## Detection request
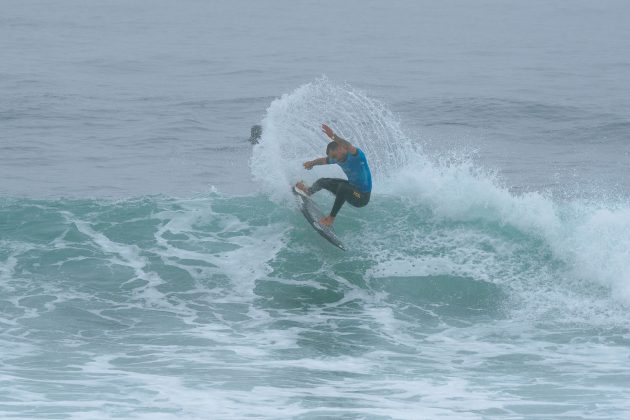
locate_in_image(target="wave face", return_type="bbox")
[253,78,630,306]
[2,80,630,419]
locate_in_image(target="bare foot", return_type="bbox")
[295,181,310,196]
[319,215,335,227]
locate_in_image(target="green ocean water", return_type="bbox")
[2,187,630,419]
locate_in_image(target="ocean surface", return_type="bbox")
[2,1,630,419]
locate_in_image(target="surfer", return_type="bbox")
[295,124,372,227]
[249,124,262,144]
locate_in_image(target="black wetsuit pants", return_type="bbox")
[308,178,370,217]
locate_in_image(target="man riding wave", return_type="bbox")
[295,124,372,227]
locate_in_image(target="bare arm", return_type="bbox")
[321,124,357,154]
[303,157,328,170]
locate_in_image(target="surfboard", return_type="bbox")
[292,185,346,251]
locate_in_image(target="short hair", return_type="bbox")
[326,142,339,155]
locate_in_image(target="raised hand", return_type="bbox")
[321,124,334,140]
[303,160,315,170]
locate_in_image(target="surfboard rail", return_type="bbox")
[292,186,346,251]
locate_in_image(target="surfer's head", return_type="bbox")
[326,142,347,161]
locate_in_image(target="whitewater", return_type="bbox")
[1,79,629,419]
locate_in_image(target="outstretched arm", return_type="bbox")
[321,124,357,154]
[303,157,328,170]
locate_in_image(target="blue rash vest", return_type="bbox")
[328,148,372,193]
